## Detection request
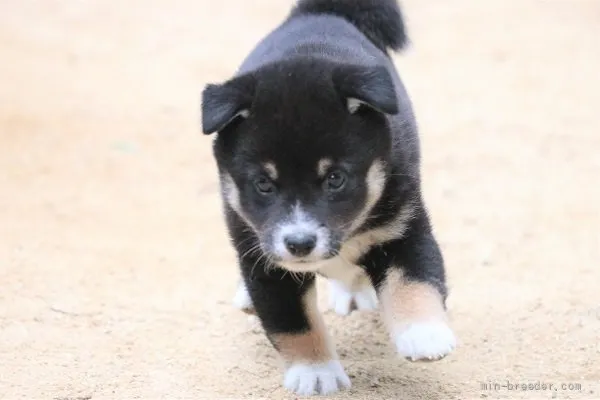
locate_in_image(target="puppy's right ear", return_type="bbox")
[201,74,256,135]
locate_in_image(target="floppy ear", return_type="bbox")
[201,73,256,134]
[332,64,398,115]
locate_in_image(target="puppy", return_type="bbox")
[201,0,456,396]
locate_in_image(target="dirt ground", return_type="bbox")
[1,1,599,399]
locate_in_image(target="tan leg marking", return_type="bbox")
[379,269,446,328]
[379,269,456,361]
[271,284,336,364]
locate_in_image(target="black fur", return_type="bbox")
[332,64,399,114]
[201,0,450,395]
[201,74,255,134]
[290,0,408,53]
[360,211,448,300]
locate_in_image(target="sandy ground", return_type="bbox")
[1,1,599,399]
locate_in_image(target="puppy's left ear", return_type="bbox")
[201,73,256,134]
[332,64,399,115]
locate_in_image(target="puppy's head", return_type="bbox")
[202,59,398,272]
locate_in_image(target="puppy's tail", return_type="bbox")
[291,0,408,53]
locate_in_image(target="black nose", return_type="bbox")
[284,234,317,257]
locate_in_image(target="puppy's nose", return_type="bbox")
[284,233,317,257]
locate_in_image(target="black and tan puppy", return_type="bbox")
[201,0,456,395]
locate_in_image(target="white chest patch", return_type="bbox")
[317,258,364,288]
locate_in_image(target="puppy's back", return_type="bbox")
[238,0,407,73]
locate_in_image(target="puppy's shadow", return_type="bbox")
[346,363,453,400]
[327,310,457,399]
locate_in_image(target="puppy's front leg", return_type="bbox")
[243,269,350,396]
[364,216,457,361]
[379,267,456,361]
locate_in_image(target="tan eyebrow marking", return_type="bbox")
[263,162,278,180]
[317,158,333,177]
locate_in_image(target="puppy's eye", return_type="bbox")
[254,176,276,195]
[324,171,347,191]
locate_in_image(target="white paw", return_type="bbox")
[328,279,378,316]
[232,280,254,313]
[284,360,351,396]
[394,321,456,361]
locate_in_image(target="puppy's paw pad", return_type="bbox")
[284,360,351,396]
[328,280,378,316]
[394,321,456,361]
[232,281,254,314]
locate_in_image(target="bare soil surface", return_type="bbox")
[1,1,599,399]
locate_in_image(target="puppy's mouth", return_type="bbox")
[286,259,311,264]
[270,250,339,272]
[279,252,336,264]
[271,252,334,262]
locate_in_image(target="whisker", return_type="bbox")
[237,235,258,248]
[250,250,271,279]
[239,243,262,260]
[279,269,289,280]
[290,271,303,284]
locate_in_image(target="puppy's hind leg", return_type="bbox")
[327,269,378,316]
[232,278,255,314]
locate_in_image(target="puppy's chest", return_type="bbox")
[314,233,378,288]
[316,258,364,289]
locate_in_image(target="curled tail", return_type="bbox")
[291,0,408,53]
